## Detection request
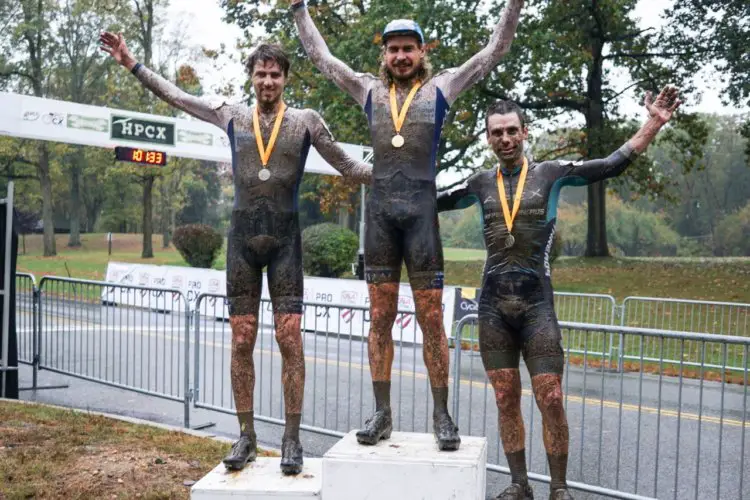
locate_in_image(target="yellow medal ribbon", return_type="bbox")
[496,156,529,236]
[389,82,421,146]
[253,102,287,167]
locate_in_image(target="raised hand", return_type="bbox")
[99,31,136,70]
[644,84,682,124]
[290,0,304,6]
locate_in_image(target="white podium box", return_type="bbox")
[322,431,487,500]
[191,458,322,499]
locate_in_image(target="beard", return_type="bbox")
[257,91,281,112]
[388,62,421,83]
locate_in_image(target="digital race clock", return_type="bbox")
[114,146,167,166]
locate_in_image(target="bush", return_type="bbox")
[172,224,224,268]
[557,195,679,257]
[715,203,750,256]
[302,223,359,278]
[447,205,485,249]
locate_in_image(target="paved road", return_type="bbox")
[12,297,750,500]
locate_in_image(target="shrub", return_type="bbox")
[715,203,750,256]
[302,223,359,278]
[172,224,224,268]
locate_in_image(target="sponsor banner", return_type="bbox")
[453,287,480,324]
[103,262,457,344]
[0,91,369,177]
[67,113,109,132]
[177,129,213,146]
[102,262,227,313]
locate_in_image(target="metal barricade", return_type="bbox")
[453,314,749,500]
[554,292,618,363]
[36,276,193,426]
[621,297,750,371]
[192,293,437,438]
[15,273,37,365]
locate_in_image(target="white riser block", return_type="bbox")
[322,431,487,500]
[191,458,322,499]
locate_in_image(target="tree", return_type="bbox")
[1,0,59,256]
[223,0,712,256]
[668,0,750,161]
[481,0,711,256]
[54,0,129,246]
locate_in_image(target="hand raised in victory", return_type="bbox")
[99,31,137,70]
[644,84,682,125]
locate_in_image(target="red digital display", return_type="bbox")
[114,146,167,166]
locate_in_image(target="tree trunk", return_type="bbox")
[584,32,609,257]
[142,174,154,258]
[160,178,171,248]
[38,143,56,256]
[67,148,84,247]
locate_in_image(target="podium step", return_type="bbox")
[322,430,487,500]
[191,458,322,499]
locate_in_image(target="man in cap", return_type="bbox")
[291,0,524,451]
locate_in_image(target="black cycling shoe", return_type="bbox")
[496,482,534,500]
[433,411,461,451]
[222,434,257,470]
[280,437,304,475]
[549,488,574,500]
[356,409,393,445]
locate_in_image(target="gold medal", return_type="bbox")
[389,82,421,148]
[253,102,287,179]
[497,157,529,249]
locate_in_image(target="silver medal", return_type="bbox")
[505,234,515,248]
[258,168,271,181]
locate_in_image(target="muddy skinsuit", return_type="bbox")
[293,0,523,451]
[130,63,371,473]
[437,144,637,499]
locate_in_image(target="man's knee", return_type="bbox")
[274,314,302,355]
[532,374,565,417]
[368,283,399,330]
[230,315,258,353]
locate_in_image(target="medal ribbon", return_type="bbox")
[253,102,287,167]
[497,156,529,235]
[389,82,421,135]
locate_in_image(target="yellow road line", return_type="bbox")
[27,319,750,428]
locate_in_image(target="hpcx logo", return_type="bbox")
[111,115,175,146]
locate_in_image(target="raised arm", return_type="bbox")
[99,32,230,130]
[290,2,373,107]
[436,0,524,103]
[437,177,478,212]
[560,85,682,184]
[308,111,372,184]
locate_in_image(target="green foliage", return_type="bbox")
[615,114,750,255]
[443,204,484,249]
[172,224,224,269]
[301,223,358,278]
[557,195,680,257]
[715,203,750,257]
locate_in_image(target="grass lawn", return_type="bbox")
[0,400,273,499]
[17,233,750,303]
